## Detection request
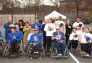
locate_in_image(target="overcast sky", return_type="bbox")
[17,0,54,5]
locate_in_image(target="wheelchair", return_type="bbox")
[9,40,20,57]
[50,41,69,59]
[26,43,41,59]
[0,39,4,56]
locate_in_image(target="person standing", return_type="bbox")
[4,19,13,40]
[65,21,73,45]
[23,22,31,48]
[32,19,42,32]
[73,17,84,30]
[44,18,56,56]
[18,19,25,34]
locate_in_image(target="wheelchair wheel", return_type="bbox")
[26,45,32,57]
[9,43,20,57]
[0,40,4,56]
[31,51,40,59]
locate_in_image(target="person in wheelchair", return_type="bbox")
[52,26,66,56]
[28,28,43,58]
[7,24,22,55]
[78,27,92,57]
[69,28,79,51]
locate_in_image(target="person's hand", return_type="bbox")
[55,35,59,38]
[33,43,37,46]
[60,40,64,44]
[20,26,23,28]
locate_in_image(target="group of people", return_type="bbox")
[68,17,92,57]
[0,16,92,57]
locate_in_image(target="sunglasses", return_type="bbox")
[56,29,59,30]
[34,30,38,31]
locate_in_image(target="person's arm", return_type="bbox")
[51,32,56,40]
[0,31,2,37]
[17,32,23,42]
[60,33,65,43]
[23,26,30,32]
[7,33,10,42]
[27,33,33,42]
[37,34,43,45]
[51,36,57,40]
[63,22,66,33]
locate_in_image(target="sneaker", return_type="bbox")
[34,52,39,54]
[57,54,62,56]
[86,54,89,57]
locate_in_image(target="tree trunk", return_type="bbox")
[75,0,79,18]
[35,6,37,19]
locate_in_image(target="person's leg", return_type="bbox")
[80,43,89,56]
[46,36,52,51]
[72,40,78,50]
[66,34,69,45]
[43,31,46,50]
[68,40,72,50]
[85,43,91,55]
[59,43,66,54]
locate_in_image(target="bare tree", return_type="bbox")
[50,0,64,11]
[63,0,92,17]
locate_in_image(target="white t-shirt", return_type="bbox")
[44,23,56,36]
[73,21,84,28]
[69,32,78,40]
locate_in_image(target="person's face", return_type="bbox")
[56,28,60,32]
[8,20,12,23]
[84,28,89,33]
[77,18,81,22]
[35,19,39,23]
[45,19,51,23]
[25,23,29,26]
[34,29,39,33]
[19,22,22,25]
[11,28,16,33]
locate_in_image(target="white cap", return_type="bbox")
[9,24,15,27]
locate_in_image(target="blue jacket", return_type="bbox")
[4,22,12,33]
[53,32,65,42]
[7,32,22,43]
[29,33,43,45]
